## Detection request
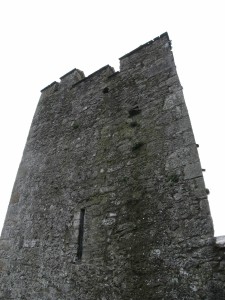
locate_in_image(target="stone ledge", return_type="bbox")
[215,236,225,248]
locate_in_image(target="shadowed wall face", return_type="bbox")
[0,33,224,300]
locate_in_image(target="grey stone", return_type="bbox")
[215,236,225,248]
[0,32,224,300]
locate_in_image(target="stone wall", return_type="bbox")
[0,32,224,299]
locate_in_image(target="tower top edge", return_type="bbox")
[119,32,170,60]
[40,81,59,93]
[40,32,170,93]
[60,68,84,80]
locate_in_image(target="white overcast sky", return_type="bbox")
[0,0,224,236]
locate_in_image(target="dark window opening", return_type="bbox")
[128,105,141,117]
[130,121,139,128]
[77,208,85,260]
[131,141,144,151]
[103,87,109,94]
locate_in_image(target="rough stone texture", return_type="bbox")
[0,32,225,299]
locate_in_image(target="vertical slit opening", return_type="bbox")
[77,208,85,260]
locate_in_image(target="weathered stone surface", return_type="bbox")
[0,32,224,299]
[215,236,225,248]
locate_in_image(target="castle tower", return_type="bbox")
[0,33,224,299]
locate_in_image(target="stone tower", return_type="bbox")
[0,33,224,299]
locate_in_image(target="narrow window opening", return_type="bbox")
[103,87,109,94]
[128,105,141,117]
[77,208,85,260]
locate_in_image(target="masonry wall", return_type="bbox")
[0,33,224,299]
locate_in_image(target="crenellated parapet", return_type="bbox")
[40,32,171,95]
[40,68,85,94]
[40,65,115,96]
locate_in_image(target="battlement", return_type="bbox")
[119,32,170,60]
[40,32,172,93]
[40,81,59,93]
